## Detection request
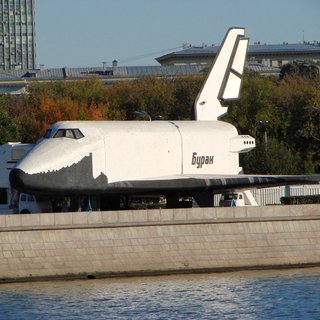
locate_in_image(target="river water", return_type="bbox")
[0,268,320,320]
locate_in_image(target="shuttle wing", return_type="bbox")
[106,174,320,195]
[10,164,320,196]
[194,28,248,121]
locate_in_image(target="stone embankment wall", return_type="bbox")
[0,205,320,282]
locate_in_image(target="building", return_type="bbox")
[156,42,320,68]
[0,63,281,94]
[0,0,36,70]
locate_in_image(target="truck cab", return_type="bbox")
[0,143,52,214]
[219,190,258,207]
[219,192,245,207]
[18,193,53,214]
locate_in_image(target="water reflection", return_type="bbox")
[0,268,320,319]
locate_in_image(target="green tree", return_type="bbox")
[280,61,319,80]
[240,138,302,174]
[0,108,20,144]
[105,76,176,120]
[225,69,320,174]
[276,75,320,172]
[223,70,278,137]
[172,75,203,120]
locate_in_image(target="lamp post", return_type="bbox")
[256,120,268,144]
[133,111,152,121]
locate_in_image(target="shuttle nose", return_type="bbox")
[10,168,53,194]
[10,169,30,193]
[9,151,109,195]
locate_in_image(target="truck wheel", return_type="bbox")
[20,210,31,214]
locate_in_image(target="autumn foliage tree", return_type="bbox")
[2,78,108,142]
[0,76,204,143]
[104,75,203,120]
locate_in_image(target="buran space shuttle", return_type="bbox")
[10,28,320,208]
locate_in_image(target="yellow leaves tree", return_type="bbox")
[38,96,106,137]
[4,78,109,142]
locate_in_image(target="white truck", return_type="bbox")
[219,190,258,207]
[0,143,52,214]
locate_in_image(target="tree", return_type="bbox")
[28,77,107,106]
[225,69,320,174]
[1,79,109,142]
[172,75,203,120]
[223,70,278,137]
[0,94,41,143]
[0,70,319,173]
[36,96,102,135]
[276,75,320,172]
[280,61,319,80]
[104,76,177,120]
[0,108,20,144]
[240,138,302,174]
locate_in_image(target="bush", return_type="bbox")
[280,195,320,205]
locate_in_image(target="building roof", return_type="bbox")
[0,65,207,82]
[0,63,280,94]
[246,62,279,74]
[0,63,279,85]
[156,42,320,63]
[249,42,320,54]
[0,71,23,81]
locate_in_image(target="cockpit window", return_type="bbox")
[54,130,65,138]
[53,128,84,140]
[65,129,74,139]
[43,129,52,139]
[73,129,85,139]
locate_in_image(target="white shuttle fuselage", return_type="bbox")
[12,120,254,194]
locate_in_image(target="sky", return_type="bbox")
[36,0,320,68]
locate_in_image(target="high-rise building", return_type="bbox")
[0,0,36,70]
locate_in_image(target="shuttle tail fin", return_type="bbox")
[194,28,248,121]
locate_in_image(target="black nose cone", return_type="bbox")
[10,168,49,194]
[10,153,109,195]
[10,168,51,194]
[9,168,27,191]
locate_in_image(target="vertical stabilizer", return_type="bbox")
[194,28,248,120]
